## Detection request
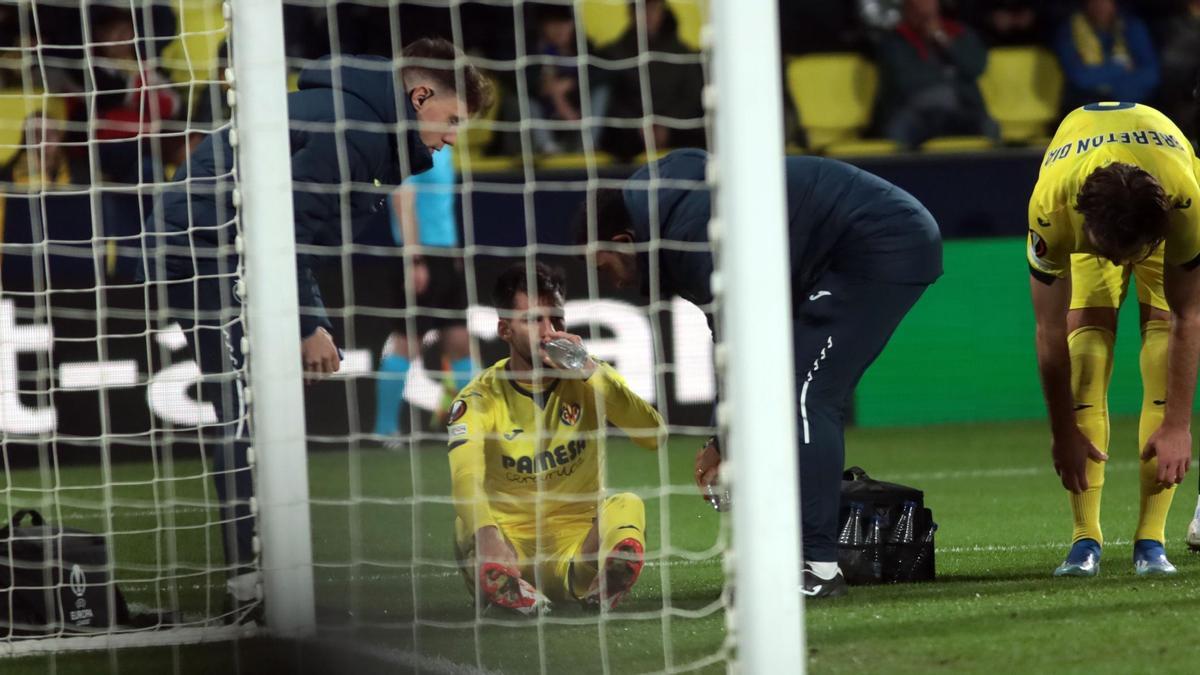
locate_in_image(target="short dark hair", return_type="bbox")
[401,37,494,114]
[1076,163,1171,263]
[492,262,567,311]
[573,187,636,248]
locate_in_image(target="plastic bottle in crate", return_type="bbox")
[901,522,938,581]
[887,500,917,545]
[838,502,865,546]
[864,514,884,581]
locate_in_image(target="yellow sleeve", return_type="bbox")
[1163,158,1200,267]
[1026,195,1072,278]
[585,361,664,450]
[447,391,497,533]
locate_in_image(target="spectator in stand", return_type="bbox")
[598,0,706,161]
[959,0,1047,45]
[1054,0,1159,110]
[86,6,181,183]
[876,0,998,149]
[1158,0,1200,143]
[525,4,600,154]
[0,113,76,188]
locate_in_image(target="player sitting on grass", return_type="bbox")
[1027,102,1200,577]
[448,262,664,613]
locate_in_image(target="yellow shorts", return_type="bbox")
[1069,248,1169,312]
[454,513,595,601]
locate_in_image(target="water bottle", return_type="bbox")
[704,482,732,512]
[887,501,917,545]
[838,502,865,546]
[864,514,884,581]
[902,522,938,581]
[543,338,589,371]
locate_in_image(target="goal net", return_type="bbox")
[0,0,801,671]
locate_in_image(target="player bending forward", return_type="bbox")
[448,263,664,613]
[1028,102,1200,576]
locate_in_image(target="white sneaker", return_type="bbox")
[1186,517,1200,552]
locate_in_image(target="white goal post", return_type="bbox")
[710,0,805,672]
[228,0,316,638]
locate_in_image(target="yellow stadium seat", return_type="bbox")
[0,90,67,167]
[580,0,707,50]
[978,46,1063,143]
[453,153,521,173]
[825,139,901,157]
[161,0,228,85]
[536,152,616,170]
[633,148,673,164]
[581,0,630,48]
[787,54,879,151]
[667,0,706,51]
[920,136,997,153]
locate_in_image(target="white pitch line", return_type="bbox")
[938,538,1131,555]
[885,459,1144,482]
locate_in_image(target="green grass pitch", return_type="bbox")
[6,415,1200,674]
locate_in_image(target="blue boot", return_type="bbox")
[1053,538,1101,577]
[1133,539,1177,576]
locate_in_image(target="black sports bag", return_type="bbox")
[837,467,937,585]
[0,509,131,635]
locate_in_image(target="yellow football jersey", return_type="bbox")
[447,358,663,534]
[1027,102,1200,277]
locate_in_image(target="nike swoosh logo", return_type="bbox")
[503,429,524,441]
[801,585,823,597]
[1175,198,1192,210]
[616,525,641,532]
[808,291,832,301]
[1154,399,1167,406]
[1073,404,1093,411]
[1037,217,1052,228]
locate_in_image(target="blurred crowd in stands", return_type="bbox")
[787,0,1199,149]
[0,0,1198,188]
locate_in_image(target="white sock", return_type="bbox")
[806,561,840,580]
[227,571,262,602]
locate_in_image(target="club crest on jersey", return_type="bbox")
[449,400,468,424]
[560,402,581,426]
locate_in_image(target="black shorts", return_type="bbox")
[390,249,469,333]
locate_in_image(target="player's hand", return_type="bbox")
[694,438,721,496]
[301,327,340,384]
[1141,424,1193,486]
[540,331,596,377]
[476,526,518,569]
[1051,426,1108,493]
[411,257,430,297]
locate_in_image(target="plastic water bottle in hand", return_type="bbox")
[543,338,589,371]
[704,482,731,512]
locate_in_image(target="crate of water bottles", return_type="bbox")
[837,466,937,585]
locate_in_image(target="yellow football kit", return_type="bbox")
[448,357,663,600]
[1027,102,1200,547]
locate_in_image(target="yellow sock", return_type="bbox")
[598,492,647,556]
[1135,319,1174,543]
[1068,326,1114,545]
[571,492,646,592]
